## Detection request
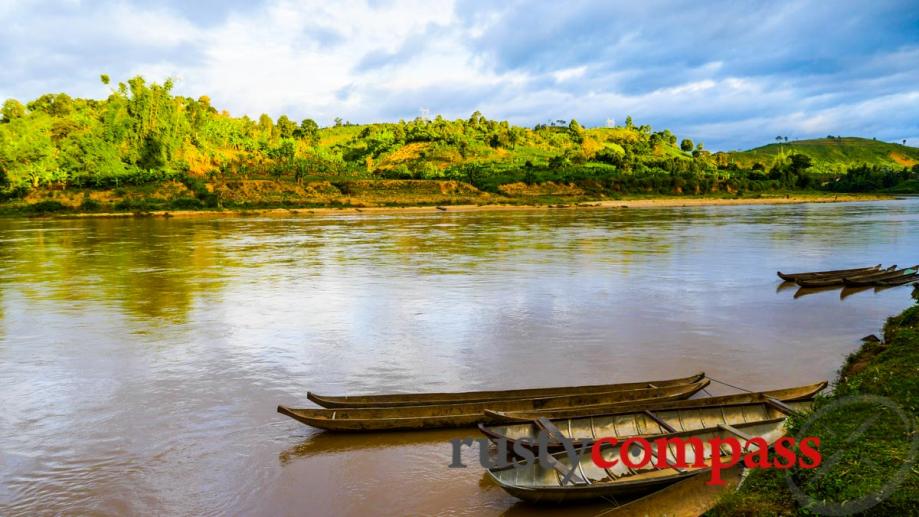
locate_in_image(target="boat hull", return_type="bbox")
[306,373,706,408]
[479,399,813,453]
[277,380,710,432]
[483,381,826,423]
[843,267,917,287]
[796,265,897,287]
[876,274,919,287]
[777,264,879,282]
[487,418,788,503]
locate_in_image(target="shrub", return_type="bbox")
[26,200,66,213]
[80,198,101,211]
[171,197,203,209]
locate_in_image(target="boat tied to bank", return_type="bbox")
[794,265,897,287]
[277,377,710,431]
[305,372,706,408]
[776,264,880,282]
[477,381,825,452]
[842,266,918,287]
[487,417,792,503]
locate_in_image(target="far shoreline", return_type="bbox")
[31,193,895,220]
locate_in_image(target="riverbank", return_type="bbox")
[3,191,892,219]
[710,291,919,515]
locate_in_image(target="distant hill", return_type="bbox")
[3,75,918,211]
[722,137,919,172]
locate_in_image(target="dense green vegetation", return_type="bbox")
[711,292,919,516]
[722,137,919,173]
[2,76,918,213]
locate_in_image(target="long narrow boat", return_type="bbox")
[777,264,880,282]
[796,265,896,287]
[305,372,706,408]
[478,392,816,452]
[487,417,788,503]
[483,381,826,423]
[277,380,710,432]
[875,273,919,287]
[843,266,918,287]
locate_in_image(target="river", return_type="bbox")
[1,199,917,515]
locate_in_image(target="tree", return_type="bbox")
[548,154,569,169]
[1,99,26,122]
[468,111,483,127]
[789,153,812,172]
[100,74,110,85]
[568,118,583,133]
[296,118,320,146]
[276,115,296,139]
[776,136,783,143]
[680,138,694,152]
[784,136,789,142]
[27,93,73,117]
[257,114,274,139]
[625,115,633,128]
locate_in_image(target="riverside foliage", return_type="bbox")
[2,76,918,209]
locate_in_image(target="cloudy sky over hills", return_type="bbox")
[1,0,917,149]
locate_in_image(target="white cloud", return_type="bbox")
[552,66,586,82]
[0,0,917,149]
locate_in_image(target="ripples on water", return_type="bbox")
[1,199,918,515]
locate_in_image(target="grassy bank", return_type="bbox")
[710,291,919,516]
[0,178,892,217]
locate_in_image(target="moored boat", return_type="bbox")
[482,381,826,423]
[796,265,896,287]
[869,272,919,287]
[777,264,880,282]
[277,380,710,432]
[487,417,790,503]
[478,388,819,451]
[306,372,706,408]
[843,266,918,287]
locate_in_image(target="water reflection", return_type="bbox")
[1,199,919,516]
[0,219,228,323]
[279,428,473,463]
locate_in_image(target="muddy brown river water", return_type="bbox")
[1,199,918,515]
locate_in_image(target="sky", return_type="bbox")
[1,0,917,150]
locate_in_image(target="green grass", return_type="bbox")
[721,137,919,171]
[710,301,919,516]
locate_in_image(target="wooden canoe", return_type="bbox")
[276,380,710,432]
[842,266,918,287]
[482,381,827,423]
[478,397,814,452]
[796,265,897,287]
[875,273,919,287]
[305,372,706,408]
[487,417,788,503]
[777,264,880,282]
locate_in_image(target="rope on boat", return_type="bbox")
[594,495,622,516]
[706,376,754,393]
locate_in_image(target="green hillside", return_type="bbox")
[2,76,918,213]
[722,137,919,173]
